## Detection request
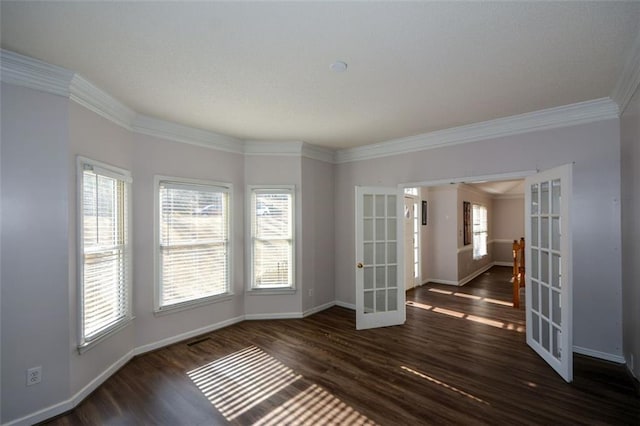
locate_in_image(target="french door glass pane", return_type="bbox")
[375,266,385,288]
[364,195,373,217]
[364,267,373,289]
[364,219,373,241]
[541,182,549,214]
[551,179,561,215]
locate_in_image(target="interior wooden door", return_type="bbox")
[355,187,405,330]
[525,164,573,382]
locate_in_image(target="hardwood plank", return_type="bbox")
[43,267,639,425]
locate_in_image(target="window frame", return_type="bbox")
[247,185,296,293]
[472,203,488,260]
[154,176,233,314]
[77,156,133,353]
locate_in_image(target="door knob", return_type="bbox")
[357,262,364,269]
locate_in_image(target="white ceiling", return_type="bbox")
[2,1,639,150]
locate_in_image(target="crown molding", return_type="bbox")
[69,74,136,130]
[0,48,623,164]
[301,143,336,164]
[612,28,640,114]
[132,115,244,154]
[244,140,305,156]
[0,49,73,97]
[244,140,335,163]
[334,97,620,164]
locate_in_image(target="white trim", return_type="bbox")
[0,49,624,164]
[335,98,619,164]
[0,49,73,97]
[247,185,296,292]
[493,193,525,200]
[132,115,244,154]
[403,170,537,189]
[491,239,515,245]
[458,262,494,287]
[3,350,135,426]
[426,278,459,286]
[302,301,336,317]
[133,315,245,355]
[335,301,356,310]
[4,314,245,426]
[76,156,133,352]
[612,29,640,114]
[245,312,304,320]
[154,175,234,313]
[244,141,335,163]
[573,346,625,364]
[457,245,474,254]
[244,140,305,156]
[69,74,136,130]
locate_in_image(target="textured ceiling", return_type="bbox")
[2,1,640,149]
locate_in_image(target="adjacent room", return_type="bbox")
[2,2,640,425]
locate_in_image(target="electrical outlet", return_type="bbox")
[308,289,313,297]
[26,366,42,386]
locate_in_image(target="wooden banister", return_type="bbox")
[512,237,525,308]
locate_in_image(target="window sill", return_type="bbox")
[78,316,135,355]
[154,294,233,317]
[247,288,296,296]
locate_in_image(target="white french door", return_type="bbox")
[525,164,573,382]
[355,187,405,330]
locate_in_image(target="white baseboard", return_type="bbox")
[573,345,625,363]
[4,349,135,426]
[458,262,495,286]
[303,301,336,317]
[426,278,459,286]
[426,262,510,287]
[335,300,356,310]
[245,312,304,320]
[133,315,245,356]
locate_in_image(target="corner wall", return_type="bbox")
[1,84,71,423]
[621,84,640,380]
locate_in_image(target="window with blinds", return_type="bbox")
[473,204,488,259]
[250,187,294,290]
[157,179,231,310]
[79,158,132,349]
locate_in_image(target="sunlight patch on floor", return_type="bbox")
[188,346,375,424]
[400,366,489,405]
[427,287,514,307]
[406,302,524,332]
[187,346,302,421]
[254,384,375,426]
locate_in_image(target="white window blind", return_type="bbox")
[80,160,131,347]
[158,180,230,309]
[251,188,294,289]
[473,204,488,259]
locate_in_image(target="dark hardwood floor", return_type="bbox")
[45,266,639,425]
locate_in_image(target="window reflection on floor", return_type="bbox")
[188,346,375,425]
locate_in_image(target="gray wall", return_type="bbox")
[621,84,640,380]
[1,84,72,422]
[0,83,336,424]
[301,157,335,312]
[334,118,623,359]
[492,197,525,264]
